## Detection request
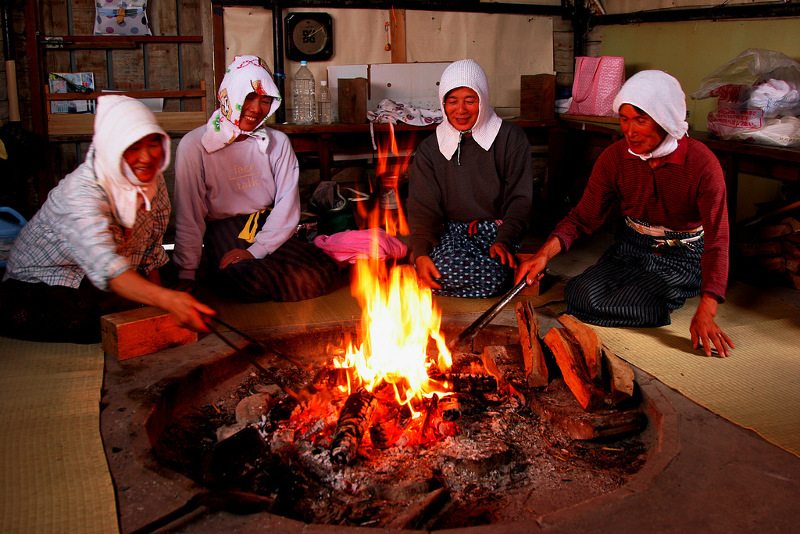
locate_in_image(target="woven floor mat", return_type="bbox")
[0,338,118,533]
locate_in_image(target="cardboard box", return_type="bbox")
[101,306,197,360]
[520,74,555,120]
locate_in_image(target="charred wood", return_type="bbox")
[330,388,377,465]
[446,373,498,393]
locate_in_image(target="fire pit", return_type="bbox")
[101,315,670,534]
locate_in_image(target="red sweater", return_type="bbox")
[551,136,729,301]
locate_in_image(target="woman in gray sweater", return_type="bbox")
[408,59,532,298]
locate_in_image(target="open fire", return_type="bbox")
[143,127,649,530]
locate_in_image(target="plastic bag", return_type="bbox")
[691,48,800,147]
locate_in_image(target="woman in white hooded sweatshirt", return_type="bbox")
[408,59,533,298]
[0,95,214,343]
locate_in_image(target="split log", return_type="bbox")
[543,328,610,412]
[557,314,602,381]
[437,395,461,422]
[514,301,549,387]
[601,347,635,404]
[330,388,376,465]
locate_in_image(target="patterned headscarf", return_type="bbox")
[612,70,689,160]
[93,95,170,228]
[201,55,282,154]
[435,59,503,161]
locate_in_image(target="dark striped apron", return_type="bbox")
[204,214,340,302]
[564,219,704,327]
[429,220,519,298]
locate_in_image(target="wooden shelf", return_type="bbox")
[45,84,208,138]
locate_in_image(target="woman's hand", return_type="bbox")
[690,294,734,357]
[108,270,215,333]
[514,236,562,286]
[219,248,254,269]
[162,291,216,333]
[414,255,442,290]
[490,243,516,268]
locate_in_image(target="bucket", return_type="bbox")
[0,207,26,268]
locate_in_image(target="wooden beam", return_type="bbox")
[389,8,406,64]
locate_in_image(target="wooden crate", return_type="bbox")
[338,78,368,124]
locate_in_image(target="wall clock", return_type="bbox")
[285,12,333,62]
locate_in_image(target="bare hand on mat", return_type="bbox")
[691,293,735,357]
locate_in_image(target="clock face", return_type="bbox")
[285,13,333,61]
[293,19,327,55]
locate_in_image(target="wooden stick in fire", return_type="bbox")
[209,316,311,372]
[330,388,377,465]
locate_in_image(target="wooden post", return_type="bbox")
[389,9,406,63]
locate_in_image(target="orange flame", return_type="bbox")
[373,123,414,236]
[334,248,452,416]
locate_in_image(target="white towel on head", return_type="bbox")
[613,70,689,160]
[201,55,282,154]
[93,95,170,228]
[435,59,503,160]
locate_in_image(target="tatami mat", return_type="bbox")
[587,282,800,458]
[0,338,118,533]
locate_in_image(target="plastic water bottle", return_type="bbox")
[292,61,316,125]
[317,81,332,124]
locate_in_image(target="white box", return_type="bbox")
[368,62,448,111]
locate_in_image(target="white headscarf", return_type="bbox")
[612,70,689,160]
[435,59,503,161]
[201,55,282,154]
[93,95,170,229]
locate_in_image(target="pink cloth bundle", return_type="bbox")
[314,229,408,263]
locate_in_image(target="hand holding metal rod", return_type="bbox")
[449,278,529,351]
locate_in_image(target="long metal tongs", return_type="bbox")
[449,279,528,350]
[208,316,310,372]
[204,317,307,402]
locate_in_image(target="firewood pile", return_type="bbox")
[735,208,800,289]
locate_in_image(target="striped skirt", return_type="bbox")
[564,222,703,327]
[429,220,518,298]
[204,214,340,302]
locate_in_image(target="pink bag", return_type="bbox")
[568,56,625,117]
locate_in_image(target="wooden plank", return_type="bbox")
[338,78,368,124]
[389,9,407,63]
[601,347,635,405]
[100,306,197,360]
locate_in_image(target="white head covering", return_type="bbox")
[201,55,282,154]
[612,70,689,160]
[93,95,170,229]
[435,59,503,161]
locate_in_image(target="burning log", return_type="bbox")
[480,345,526,404]
[445,373,498,394]
[330,388,377,465]
[437,395,461,422]
[514,301,549,387]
